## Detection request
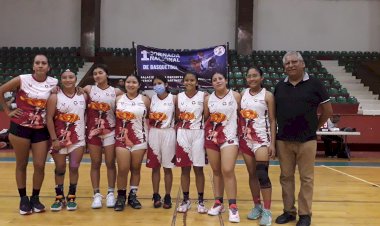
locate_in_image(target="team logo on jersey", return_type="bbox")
[192,101,196,105]
[176,158,181,163]
[74,101,78,105]
[45,85,49,88]
[222,102,227,105]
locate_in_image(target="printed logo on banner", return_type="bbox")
[136,45,228,90]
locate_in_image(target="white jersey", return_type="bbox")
[149,93,175,129]
[87,85,116,131]
[205,90,238,143]
[13,74,58,128]
[240,88,270,143]
[115,94,148,145]
[55,91,86,145]
[177,91,205,129]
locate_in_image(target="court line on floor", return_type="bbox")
[208,171,224,226]
[322,165,380,188]
[171,185,182,226]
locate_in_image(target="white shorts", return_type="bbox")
[99,130,116,146]
[131,142,147,152]
[147,128,176,168]
[176,129,205,167]
[55,140,86,155]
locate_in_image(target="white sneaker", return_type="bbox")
[177,200,191,213]
[106,192,116,208]
[260,208,272,226]
[197,202,208,214]
[91,193,103,209]
[207,200,225,216]
[228,206,240,223]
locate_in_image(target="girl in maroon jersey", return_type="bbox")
[83,64,124,209]
[0,54,58,215]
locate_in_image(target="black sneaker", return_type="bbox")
[296,215,311,226]
[275,212,296,224]
[30,195,45,213]
[152,193,162,208]
[114,195,126,211]
[163,194,172,209]
[128,193,142,209]
[19,196,32,215]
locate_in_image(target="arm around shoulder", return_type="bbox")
[83,85,92,94]
[115,87,124,96]
[232,90,241,106]
[203,95,210,120]
[142,95,151,111]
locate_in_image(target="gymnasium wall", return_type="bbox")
[253,0,380,51]
[100,0,235,49]
[1,0,380,51]
[0,0,81,47]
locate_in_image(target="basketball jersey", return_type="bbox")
[87,85,116,135]
[177,91,205,130]
[54,90,86,147]
[115,94,147,145]
[240,88,270,143]
[149,93,175,129]
[205,90,238,144]
[12,74,58,129]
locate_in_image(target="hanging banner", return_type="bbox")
[136,44,228,90]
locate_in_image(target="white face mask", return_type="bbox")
[154,84,166,95]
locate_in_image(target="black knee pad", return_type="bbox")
[256,162,271,189]
[54,169,66,176]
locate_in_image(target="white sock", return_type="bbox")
[130,186,138,194]
[107,187,115,194]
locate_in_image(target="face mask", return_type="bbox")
[154,84,166,95]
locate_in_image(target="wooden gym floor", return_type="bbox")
[0,151,379,226]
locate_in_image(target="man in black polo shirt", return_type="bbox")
[274,51,332,226]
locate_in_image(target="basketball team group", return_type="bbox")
[0,51,332,226]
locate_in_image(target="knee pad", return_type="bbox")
[54,169,66,176]
[256,162,271,189]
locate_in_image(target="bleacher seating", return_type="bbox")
[225,49,374,110]
[95,47,135,57]
[0,46,85,80]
